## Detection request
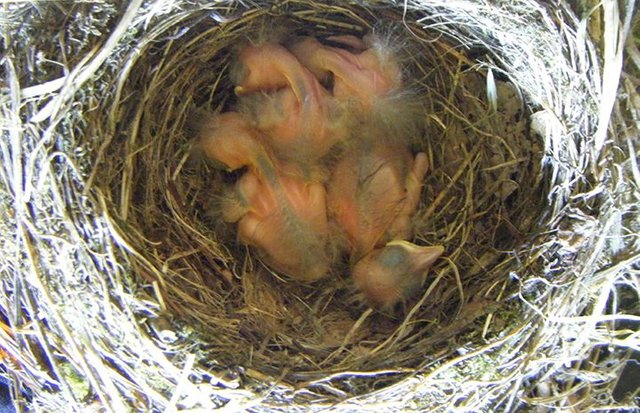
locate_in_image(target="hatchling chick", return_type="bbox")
[199,108,333,280]
[221,155,334,282]
[327,136,430,259]
[352,240,444,309]
[233,42,318,96]
[326,131,442,308]
[198,111,268,171]
[237,68,350,166]
[288,35,402,109]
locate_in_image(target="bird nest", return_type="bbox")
[1,1,638,411]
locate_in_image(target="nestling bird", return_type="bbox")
[327,136,429,259]
[288,36,402,109]
[198,33,443,300]
[221,152,333,282]
[237,77,349,167]
[352,240,444,309]
[199,110,333,281]
[234,41,351,166]
[233,42,321,97]
[325,127,441,308]
[227,170,332,282]
[198,111,268,171]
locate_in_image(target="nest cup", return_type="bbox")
[1,1,638,411]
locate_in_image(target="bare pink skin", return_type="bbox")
[223,155,332,282]
[235,171,331,282]
[234,42,325,102]
[385,152,429,241]
[241,84,345,165]
[235,42,345,163]
[289,36,402,108]
[352,241,444,309]
[327,141,429,259]
[199,111,268,171]
[234,43,302,94]
[326,139,440,308]
[200,110,331,281]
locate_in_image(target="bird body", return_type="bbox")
[327,137,429,259]
[198,111,267,171]
[236,173,331,282]
[232,43,297,94]
[289,36,402,108]
[233,42,323,99]
[234,42,349,166]
[222,151,332,282]
[238,83,347,166]
[199,110,333,282]
[325,132,439,308]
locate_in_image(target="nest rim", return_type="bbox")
[1,0,638,411]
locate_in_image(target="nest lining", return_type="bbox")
[0,1,638,412]
[119,6,542,375]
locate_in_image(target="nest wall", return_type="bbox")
[1,1,638,412]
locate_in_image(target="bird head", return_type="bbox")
[352,240,444,309]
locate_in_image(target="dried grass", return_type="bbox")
[0,0,638,412]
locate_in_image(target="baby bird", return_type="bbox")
[326,130,441,308]
[199,110,332,281]
[352,241,444,309]
[198,111,267,171]
[327,137,429,259]
[232,42,295,94]
[233,42,321,98]
[289,36,402,109]
[221,152,333,282]
[234,42,348,165]
[237,80,347,168]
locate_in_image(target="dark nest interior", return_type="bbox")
[1,1,638,412]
